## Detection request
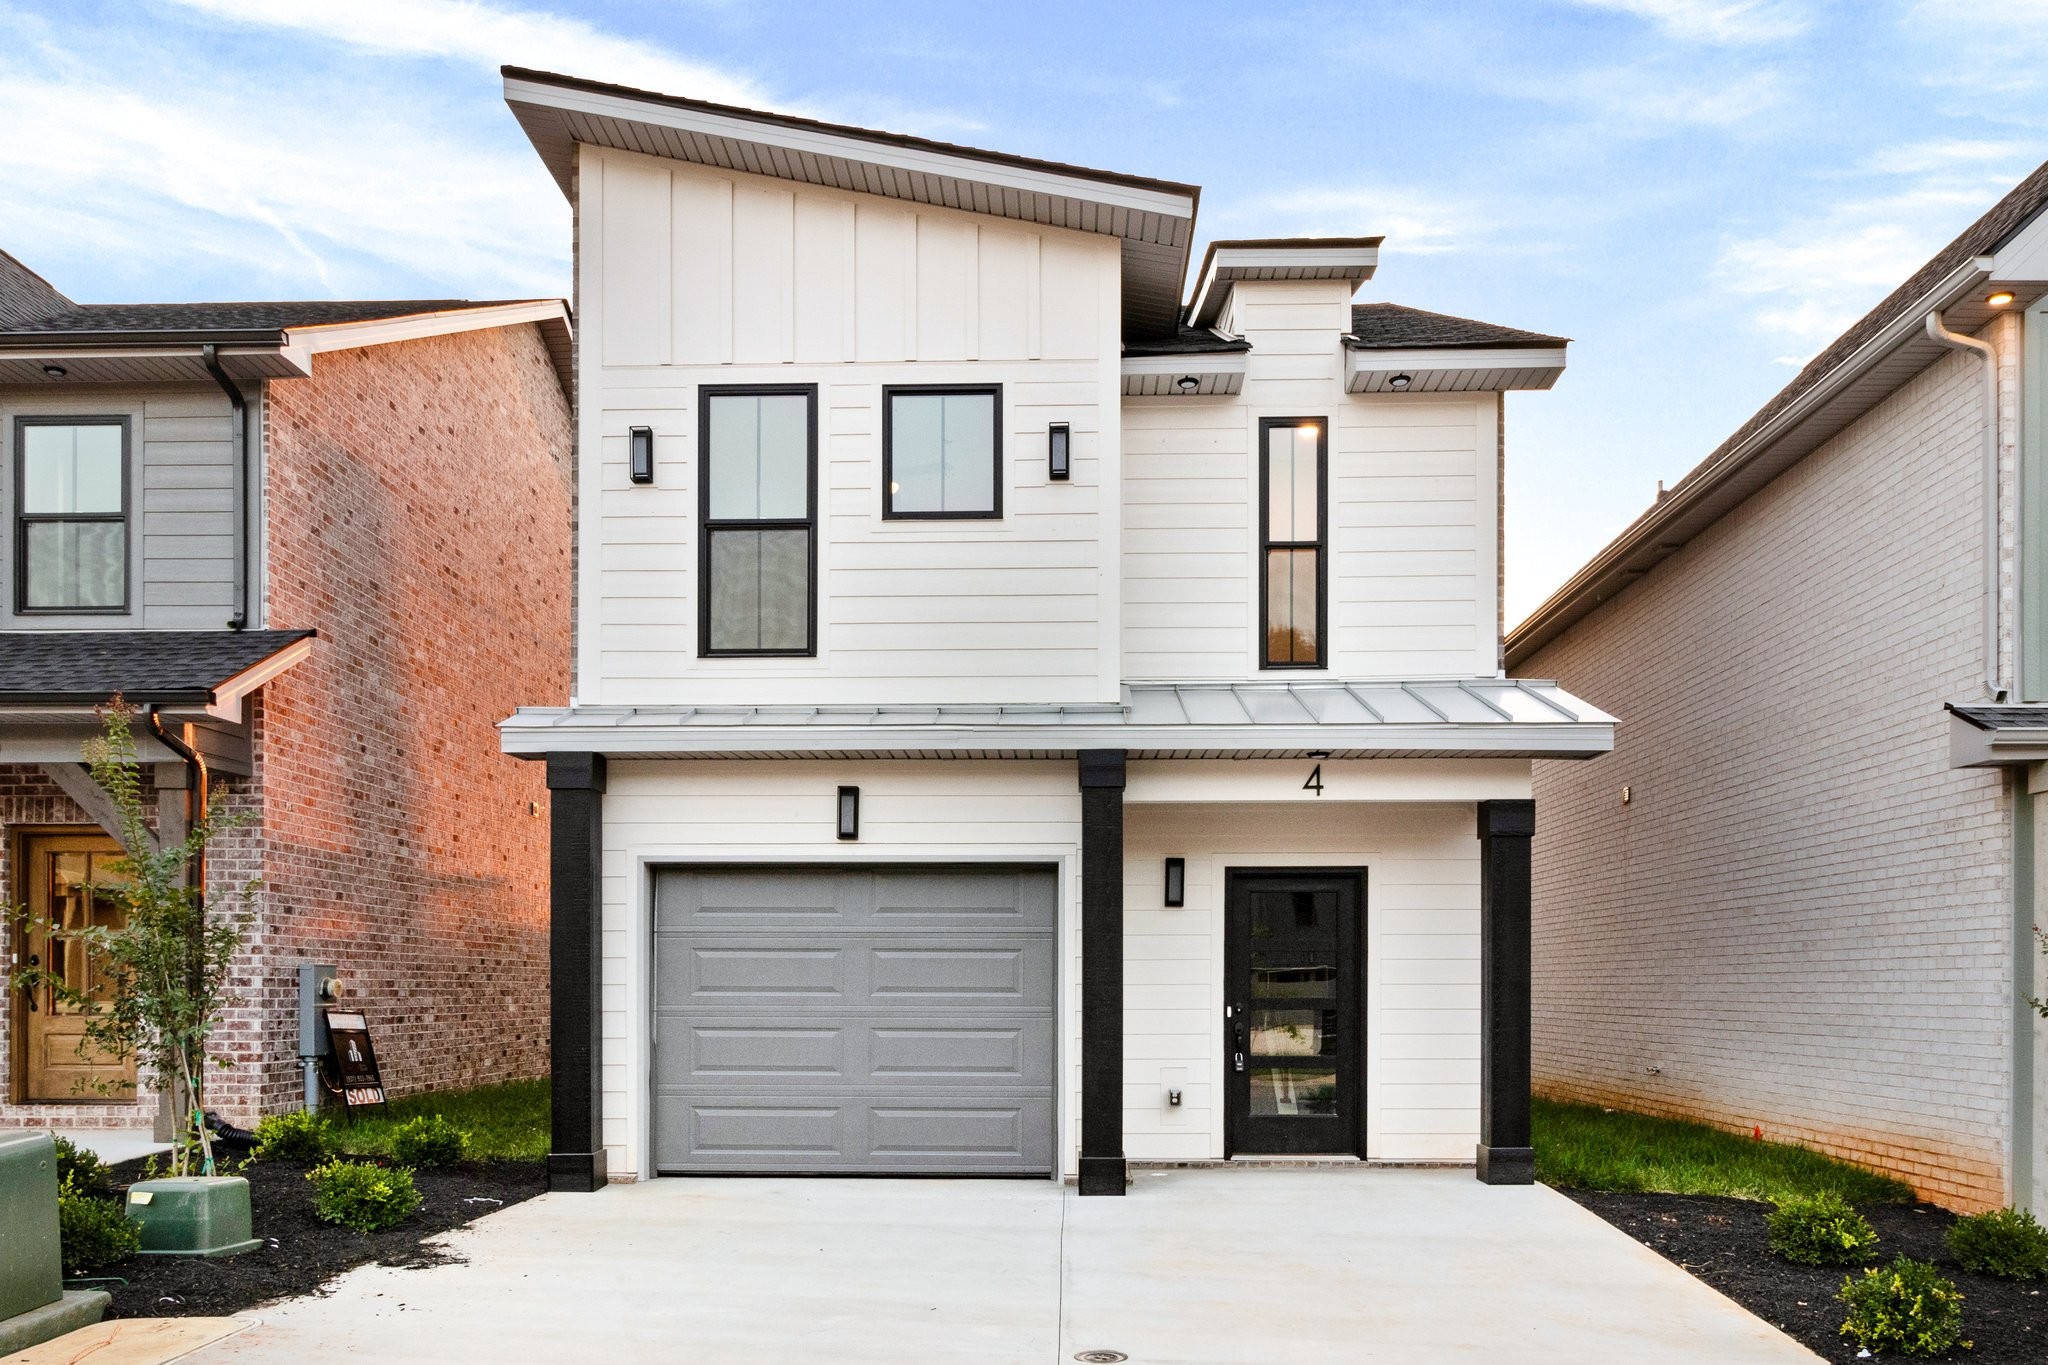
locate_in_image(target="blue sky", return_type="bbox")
[2,0,2043,623]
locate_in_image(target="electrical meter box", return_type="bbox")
[298,963,339,1058]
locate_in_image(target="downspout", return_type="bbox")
[1926,311,2005,700]
[148,705,213,1173]
[200,344,249,631]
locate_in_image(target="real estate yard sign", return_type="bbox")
[323,1010,386,1107]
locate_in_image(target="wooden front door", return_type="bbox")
[15,831,135,1102]
[1225,869,1365,1156]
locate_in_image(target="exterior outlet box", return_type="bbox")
[126,1177,263,1258]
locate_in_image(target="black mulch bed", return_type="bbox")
[1568,1191,2048,1363]
[80,1155,545,1319]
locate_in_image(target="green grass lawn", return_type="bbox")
[1533,1097,1913,1205]
[327,1078,549,1162]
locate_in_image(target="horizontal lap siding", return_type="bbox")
[1120,280,1494,682]
[583,148,1121,707]
[0,384,236,628]
[599,759,1082,1179]
[1525,342,2015,1210]
[1117,802,1480,1162]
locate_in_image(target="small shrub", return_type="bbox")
[254,1110,333,1164]
[1767,1191,1880,1266]
[50,1134,110,1194]
[1948,1206,2048,1280]
[307,1159,422,1234]
[1838,1256,1969,1358]
[58,1177,140,1275]
[389,1114,468,1169]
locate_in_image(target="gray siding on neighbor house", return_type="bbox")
[1,383,244,631]
[1522,335,2022,1211]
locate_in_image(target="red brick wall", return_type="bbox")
[205,322,571,1121]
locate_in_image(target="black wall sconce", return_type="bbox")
[629,425,655,484]
[1048,422,1070,481]
[837,786,860,840]
[1164,857,1185,907]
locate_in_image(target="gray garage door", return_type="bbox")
[651,865,1057,1175]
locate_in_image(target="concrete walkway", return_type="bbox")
[191,1169,1818,1364]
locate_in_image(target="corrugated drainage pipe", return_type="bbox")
[1926,310,2004,700]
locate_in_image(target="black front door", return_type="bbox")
[1225,869,1364,1156]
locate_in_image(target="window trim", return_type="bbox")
[697,384,820,659]
[13,415,132,617]
[881,383,1004,521]
[1257,415,1329,671]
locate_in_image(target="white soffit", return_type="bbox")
[1346,345,1567,394]
[1121,352,1247,396]
[502,68,1200,340]
[1187,239,1382,329]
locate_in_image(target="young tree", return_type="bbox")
[11,699,255,1176]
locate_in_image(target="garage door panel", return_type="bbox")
[658,1015,1054,1088]
[654,1093,1055,1172]
[651,865,1056,1175]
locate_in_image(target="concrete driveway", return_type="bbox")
[191,1169,1818,1364]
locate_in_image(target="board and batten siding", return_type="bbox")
[1122,280,1499,682]
[596,758,1084,1180]
[0,384,242,629]
[578,146,1124,707]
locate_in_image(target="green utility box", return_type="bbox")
[0,1131,109,1354]
[126,1176,262,1257]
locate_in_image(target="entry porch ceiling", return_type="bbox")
[499,679,1615,761]
[502,67,1200,341]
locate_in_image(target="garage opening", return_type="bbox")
[651,865,1057,1175]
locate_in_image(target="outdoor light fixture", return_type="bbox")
[40,364,65,377]
[628,425,655,484]
[1388,373,1413,391]
[837,785,860,840]
[1175,375,1200,392]
[1048,422,1071,481]
[1988,291,2016,307]
[1164,857,1185,907]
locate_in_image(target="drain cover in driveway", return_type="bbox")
[1074,1353,1128,1363]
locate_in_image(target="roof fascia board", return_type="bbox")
[204,634,316,723]
[1346,345,1567,371]
[1188,244,1380,327]
[287,300,571,357]
[499,719,1615,759]
[1121,352,1249,377]
[506,77,1197,222]
[1507,254,1994,667]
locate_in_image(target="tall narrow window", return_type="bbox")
[699,386,816,656]
[883,385,1001,518]
[16,418,128,613]
[1260,417,1326,669]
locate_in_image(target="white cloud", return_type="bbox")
[1233,186,1479,257]
[1906,0,2048,93]
[160,0,777,108]
[1564,0,1813,43]
[1711,135,2042,356]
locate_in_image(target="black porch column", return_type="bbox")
[1078,749,1127,1196]
[547,752,609,1192]
[1476,799,1535,1184]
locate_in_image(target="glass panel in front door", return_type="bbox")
[1246,887,1341,1124]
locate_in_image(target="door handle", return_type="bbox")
[21,953,39,1011]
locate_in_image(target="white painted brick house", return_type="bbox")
[496,67,1612,1194]
[1510,162,2048,1213]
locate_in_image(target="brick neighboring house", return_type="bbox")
[0,247,574,1134]
[1507,163,2048,1212]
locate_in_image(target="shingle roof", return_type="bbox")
[0,249,72,327]
[1,300,505,338]
[1947,704,2048,731]
[1122,323,1253,357]
[0,630,315,704]
[1345,303,1567,350]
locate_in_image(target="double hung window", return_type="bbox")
[16,418,127,613]
[699,387,816,656]
[1260,417,1326,669]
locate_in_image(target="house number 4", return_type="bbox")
[1303,764,1324,796]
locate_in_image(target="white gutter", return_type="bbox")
[1925,310,2005,700]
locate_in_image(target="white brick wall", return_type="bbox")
[1523,338,2019,1210]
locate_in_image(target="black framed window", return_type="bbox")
[883,385,1001,519]
[699,386,817,656]
[15,417,128,614]
[1259,417,1326,669]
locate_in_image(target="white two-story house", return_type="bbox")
[497,67,1614,1194]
